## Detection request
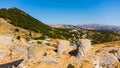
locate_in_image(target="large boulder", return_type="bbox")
[92,53,118,68]
[76,39,91,58]
[57,40,70,55]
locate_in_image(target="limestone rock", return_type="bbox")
[93,53,118,68]
[57,40,70,55]
[108,48,120,61]
[76,39,91,58]
[27,42,36,60]
[38,56,59,63]
[0,35,13,45]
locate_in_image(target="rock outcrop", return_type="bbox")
[57,40,70,55]
[0,35,14,45]
[76,39,91,58]
[109,48,120,61]
[27,41,36,60]
[92,53,118,68]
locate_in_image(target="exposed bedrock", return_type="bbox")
[76,39,92,58]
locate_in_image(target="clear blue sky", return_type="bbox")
[0,0,120,25]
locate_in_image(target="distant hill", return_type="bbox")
[77,23,120,31]
[0,7,120,44]
[49,24,81,29]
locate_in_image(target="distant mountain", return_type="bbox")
[77,23,120,31]
[50,23,120,31]
[49,24,81,29]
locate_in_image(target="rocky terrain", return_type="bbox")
[17,39,120,68]
[0,28,120,68]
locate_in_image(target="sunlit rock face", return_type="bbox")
[76,39,91,58]
[108,48,120,62]
[27,42,35,60]
[0,35,13,45]
[0,34,27,64]
[57,40,70,55]
[92,53,118,68]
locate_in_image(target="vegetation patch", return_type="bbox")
[16,36,21,40]
[37,41,42,44]
[67,64,74,68]
[43,52,47,56]
[109,49,118,53]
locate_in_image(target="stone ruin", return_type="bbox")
[57,40,70,55]
[76,39,91,58]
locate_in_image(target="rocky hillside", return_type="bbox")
[16,39,120,68]
[0,18,41,38]
[0,8,52,33]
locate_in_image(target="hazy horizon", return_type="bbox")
[0,0,120,25]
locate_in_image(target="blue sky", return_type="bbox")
[0,0,120,25]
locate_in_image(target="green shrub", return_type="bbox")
[31,35,45,40]
[95,50,100,53]
[45,43,51,46]
[15,28,19,32]
[16,36,21,40]
[43,52,47,56]
[67,64,74,68]
[109,49,118,53]
[37,41,42,44]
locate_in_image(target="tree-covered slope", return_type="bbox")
[0,7,52,34]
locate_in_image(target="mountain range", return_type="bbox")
[78,23,120,31]
[50,23,120,31]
